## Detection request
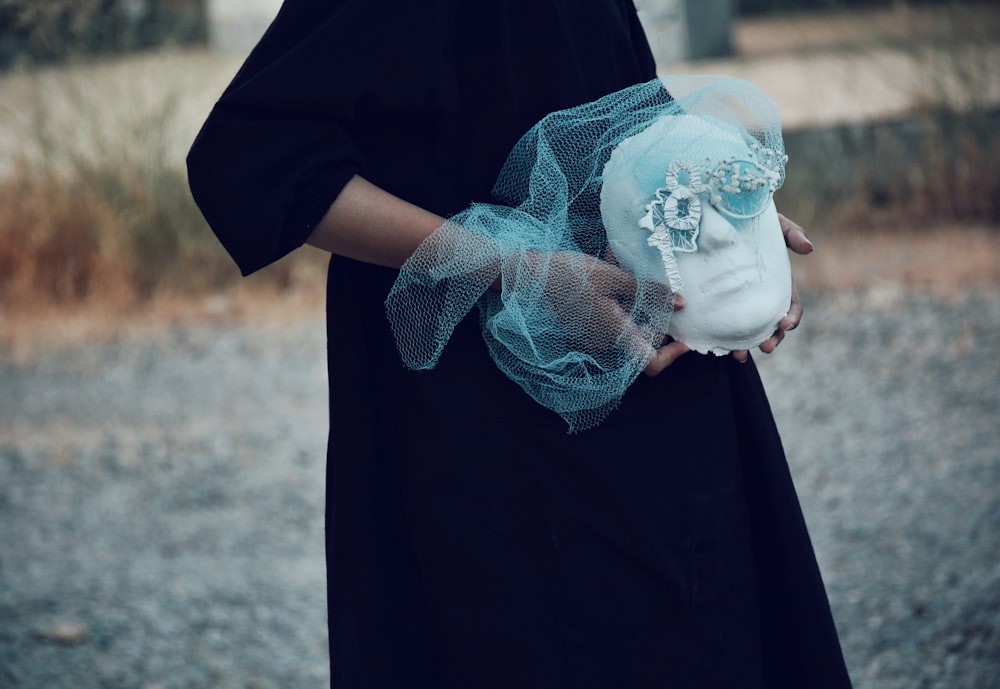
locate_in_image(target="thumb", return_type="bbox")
[643,340,689,376]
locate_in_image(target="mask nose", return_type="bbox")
[697,204,739,252]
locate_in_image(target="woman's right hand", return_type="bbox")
[518,250,688,376]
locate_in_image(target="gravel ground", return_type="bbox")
[1,289,998,689]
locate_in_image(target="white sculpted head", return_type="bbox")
[600,114,791,355]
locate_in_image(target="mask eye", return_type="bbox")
[640,186,702,254]
[661,188,701,252]
[710,160,773,220]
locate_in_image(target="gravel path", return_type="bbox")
[1,290,998,689]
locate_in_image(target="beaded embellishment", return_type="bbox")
[639,144,787,268]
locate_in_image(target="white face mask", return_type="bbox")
[601,114,791,355]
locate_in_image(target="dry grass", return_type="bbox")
[0,10,998,354]
[736,2,1000,59]
[792,224,1000,298]
[0,262,328,363]
[2,226,996,363]
[0,49,250,307]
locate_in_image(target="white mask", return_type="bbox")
[601,114,791,355]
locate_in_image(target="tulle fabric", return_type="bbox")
[385,76,785,431]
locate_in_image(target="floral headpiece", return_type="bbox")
[638,141,787,256]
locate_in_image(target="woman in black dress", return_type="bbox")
[188,1,852,687]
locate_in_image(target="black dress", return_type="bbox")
[187,1,853,687]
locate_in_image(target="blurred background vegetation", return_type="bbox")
[0,0,207,69]
[0,0,996,314]
[737,0,959,14]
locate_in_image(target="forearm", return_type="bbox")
[305,175,445,268]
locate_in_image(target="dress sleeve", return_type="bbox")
[186,0,457,275]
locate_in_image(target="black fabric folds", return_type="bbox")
[187,1,852,688]
[188,0,655,275]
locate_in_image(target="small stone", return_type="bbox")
[945,633,966,652]
[44,621,89,645]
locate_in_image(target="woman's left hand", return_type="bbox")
[733,213,813,363]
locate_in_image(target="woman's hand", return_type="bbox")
[643,338,690,376]
[531,251,687,376]
[732,213,813,363]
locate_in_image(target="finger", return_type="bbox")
[593,259,639,296]
[758,328,785,354]
[643,340,689,376]
[778,213,814,255]
[779,285,803,332]
[603,244,620,266]
[732,349,749,364]
[761,292,800,354]
[632,277,676,308]
[779,309,802,333]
